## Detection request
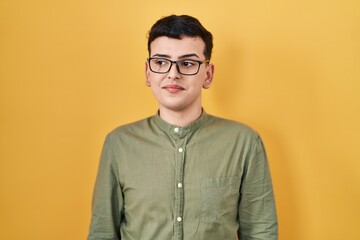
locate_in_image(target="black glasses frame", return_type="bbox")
[147,58,210,76]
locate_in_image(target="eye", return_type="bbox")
[180,60,197,68]
[153,59,169,66]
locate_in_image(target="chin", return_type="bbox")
[160,102,188,112]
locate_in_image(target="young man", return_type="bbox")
[88,15,278,240]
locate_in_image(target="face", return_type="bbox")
[145,36,214,114]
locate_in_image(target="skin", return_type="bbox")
[145,36,214,126]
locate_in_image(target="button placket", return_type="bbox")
[173,130,186,240]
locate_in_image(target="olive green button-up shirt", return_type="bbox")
[88,112,278,240]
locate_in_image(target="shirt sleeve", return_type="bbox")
[238,134,278,240]
[88,134,123,240]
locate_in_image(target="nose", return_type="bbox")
[167,62,181,79]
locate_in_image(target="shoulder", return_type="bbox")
[201,113,264,152]
[205,114,259,137]
[106,116,153,140]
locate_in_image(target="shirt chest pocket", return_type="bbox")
[200,176,241,225]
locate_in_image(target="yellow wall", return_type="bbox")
[1,0,359,239]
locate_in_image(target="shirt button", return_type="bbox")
[177,183,183,188]
[174,127,179,133]
[177,217,182,222]
[178,148,184,153]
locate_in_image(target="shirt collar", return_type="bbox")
[153,110,208,138]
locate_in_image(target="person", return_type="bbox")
[88,14,278,240]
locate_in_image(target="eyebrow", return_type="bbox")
[151,53,200,59]
[152,54,171,58]
[178,53,200,59]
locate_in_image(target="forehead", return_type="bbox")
[149,36,205,58]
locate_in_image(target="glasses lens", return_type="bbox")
[177,60,200,75]
[149,58,171,73]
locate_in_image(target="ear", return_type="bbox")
[145,61,151,87]
[203,63,214,89]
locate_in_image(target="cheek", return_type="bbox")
[148,73,160,83]
[148,75,164,91]
[195,73,207,87]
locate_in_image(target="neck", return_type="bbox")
[159,107,203,127]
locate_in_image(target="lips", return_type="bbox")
[163,84,185,93]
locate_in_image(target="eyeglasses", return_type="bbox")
[148,58,210,76]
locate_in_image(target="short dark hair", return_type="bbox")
[147,15,213,60]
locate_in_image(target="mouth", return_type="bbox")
[163,84,185,93]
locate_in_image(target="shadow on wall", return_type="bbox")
[262,128,302,240]
[211,39,244,113]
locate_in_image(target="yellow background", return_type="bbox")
[1,0,359,239]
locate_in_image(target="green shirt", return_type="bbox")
[88,112,278,240]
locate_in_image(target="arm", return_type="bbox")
[238,134,278,239]
[88,135,123,240]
